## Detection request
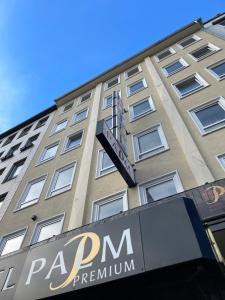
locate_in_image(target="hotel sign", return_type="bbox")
[96,120,136,187]
[0,198,216,300]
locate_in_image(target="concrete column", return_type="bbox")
[144,57,214,185]
[68,83,102,230]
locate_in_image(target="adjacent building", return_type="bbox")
[0,12,225,300]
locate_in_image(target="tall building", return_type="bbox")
[0,13,225,300]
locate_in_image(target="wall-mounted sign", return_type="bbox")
[0,198,216,300]
[96,119,136,187]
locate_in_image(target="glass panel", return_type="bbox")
[13,164,23,177]
[157,49,171,60]
[38,220,62,242]
[67,134,82,149]
[81,92,91,102]
[133,100,150,117]
[192,46,212,59]
[107,78,118,88]
[138,130,162,154]
[102,152,114,170]
[63,102,73,112]
[165,61,183,74]
[55,121,67,132]
[23,179,45,206]
[1,234,24,255]
[196,104,225,127]
[177,77,201,95]
[129,81,144,94]
[53,167,73,192]
[74,110,87,122]
[105,95,112,107]
[146,179,177,201]
[180,37,195,47]
[105,117,112,129]
[212,62,225,77]
[98,198,123,220]
[43,145,58,160]
[127,67,139,77]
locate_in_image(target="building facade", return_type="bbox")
[0,13,225,300]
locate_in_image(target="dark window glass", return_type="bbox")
[180,37,196,48]
[211,62,225,78]
[165,61,183,74]
[81,92,91,102]
[18,126,32,138]
[35,116,48,129]
[127,66,139,77]
[176,77,201,95]
[157,49,171,60]
[4,159,26,182]
[196,104,225,127]
[107,78,119,88]
[3,134,16,146]
[192,46,213,59]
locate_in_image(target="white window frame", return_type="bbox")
[62,130,83,153]
[189,43,221,61]
[72,108,88,125]
[16,175,47,210]
[162,58,189,77]
[124,64,142,79]
[96,149,116,177]
[47,162,76,198]
[78,90,93,105]
[132,124,169,162]
[127,78,147,97]
[138,171,183,205]
[61,101,74,114]
[38,142,59,164]
[52,119,68,134]
[104,75,120,91]
[31,214,64,244]
[92,191,128,222]
[0,228,27,256]
[129,97,155,121]
[189,96,225,135]
[217,153,225,171]
[177,34,201,49]
[102,90,121,109]
[155,47,176,62]
[207,59,225,81]
[172,73,209,99]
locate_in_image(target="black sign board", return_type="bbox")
[0,198,216,300]
[96,119,136,187]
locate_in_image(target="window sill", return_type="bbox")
[134,147,170,163]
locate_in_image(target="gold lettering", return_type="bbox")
[50,232,100,291]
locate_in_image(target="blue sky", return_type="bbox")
[0,0,224,132]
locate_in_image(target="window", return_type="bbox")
[102,91,121,109]
[61,101,74,113]
[0,152,3,158]
[129,97,155,121]
[2,134,16,147]
[127,79,147,96]
[0,193,7,209]
[189,43,220,61]
[20,134,39,151]
[31,215,64,244]
[104,116,113,130]
[3,159,26,182]
[207,60,225,80]
[16,176,46,209]
[0,168,5,176]
[104,76,120,90]
[72,108,88,124]
[92,192,128,221]
[189,97,225,134]
[1,143,21,161]
[79,91,92,104]
[47,163,76,197]
[97,149,116,177]
[133,125,168,161]
[139,172,183,204]
[18,126,32,138]
[155,47,176,62]
[64,131,83,152]
[124,64,142,79]
[39,143,59,163]
[35,116,49,129]
[217,154,225,171]
[177,35,201,48]
[0,229,26,256]
[162,58,189,76]
[173,73,208,98]
[53,120,68,133]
